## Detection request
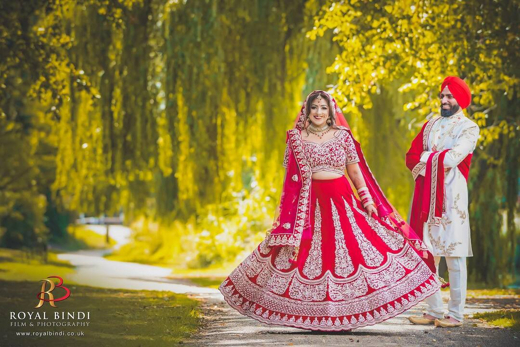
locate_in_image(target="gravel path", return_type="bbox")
[56,235,519,347]
[184,291,519,347]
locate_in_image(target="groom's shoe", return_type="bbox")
[408,313,437,325]
[434,316,463,328]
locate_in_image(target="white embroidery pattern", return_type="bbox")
[219,168,442,332]
[330,200,355,277]
[283,144,290,168]
[274,246,293,270]
[340,198,384,267]
[256,267,273,287]
[328,274,368,301]
[395,246,422,270]
[350,196,404,251]
[266,272,292,295]
[219,249,440,331]
[288,277,328,302]
[268,129,312,249]
[302,130,349,176]
[258,239,271,255]
[342,131,360,164]
[303,200,323,279]
[365,261,406,290]
[244,253,264,278]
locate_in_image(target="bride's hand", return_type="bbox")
[365,204,378,218]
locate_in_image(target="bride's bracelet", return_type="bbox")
[357,187,375,208]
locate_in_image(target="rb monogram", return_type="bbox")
[35,276,71,308]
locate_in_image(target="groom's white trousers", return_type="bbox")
[425,256,467,322]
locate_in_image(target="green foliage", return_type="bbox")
[1,0,518,285]
[1,0,337,266]
[311,0,519,286]
[52,225,117,250]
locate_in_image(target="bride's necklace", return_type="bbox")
[307,123,331,139]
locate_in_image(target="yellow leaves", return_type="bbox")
[472,112,487,127]
[479,120,511,147]
[479,92,495,106]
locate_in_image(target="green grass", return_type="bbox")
[0,279,201,346]
[467,288,520,298]
[0,248,75,283]
[473,310,520,331]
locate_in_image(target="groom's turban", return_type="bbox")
[441,76,471,109]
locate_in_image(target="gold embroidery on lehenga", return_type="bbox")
[303,200,323,279]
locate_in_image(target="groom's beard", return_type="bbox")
[440,104,460,117]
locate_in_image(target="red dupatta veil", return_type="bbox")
[265,90,435,272]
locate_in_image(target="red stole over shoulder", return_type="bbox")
[266,129,313,259]
[406,119,473,240]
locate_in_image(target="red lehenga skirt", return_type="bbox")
[219,176,440,331]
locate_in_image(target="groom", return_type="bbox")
[405,76,480,328]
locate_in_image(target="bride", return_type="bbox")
[219,90,440,331]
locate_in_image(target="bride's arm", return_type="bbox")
[346,163,378,217]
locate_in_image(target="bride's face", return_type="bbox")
[309,96,329,127]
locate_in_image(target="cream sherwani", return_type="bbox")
[418,110,480,257]
[417,109,480,322]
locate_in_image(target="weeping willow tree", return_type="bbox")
[311,0,519,286]
[2,0,517,284]
[1,0,340,266]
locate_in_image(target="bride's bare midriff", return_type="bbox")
[312,171,344,180]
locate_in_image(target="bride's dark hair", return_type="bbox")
[304,91,339,129]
